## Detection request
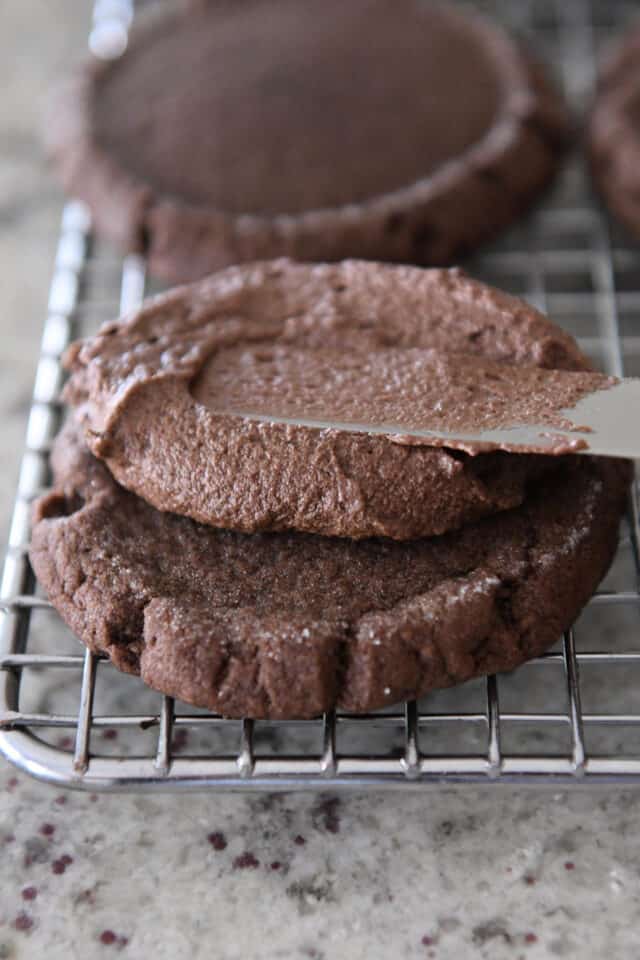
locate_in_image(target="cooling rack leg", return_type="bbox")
[73,651,97,773]
[563,630,586,774]
[237,719,255,778]
[321,710,337,776]
[486,675,501,778]
[402,701,420,779]
[155,696,174,775]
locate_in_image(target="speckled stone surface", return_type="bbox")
[2,775,640,959]
[2,4,640,959]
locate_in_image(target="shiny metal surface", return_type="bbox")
[214,374,640,460]
[0,0,639,791]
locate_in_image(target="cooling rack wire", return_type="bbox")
[1,0,639,791]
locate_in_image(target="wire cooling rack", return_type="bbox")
[1,0,640,792]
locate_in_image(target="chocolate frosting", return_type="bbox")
[65,260,592,540]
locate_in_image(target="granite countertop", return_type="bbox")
[1,4,640,959]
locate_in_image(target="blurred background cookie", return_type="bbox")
[47,0,569,282]
[590,25,640,237]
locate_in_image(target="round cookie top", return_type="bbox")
[30,422,630,718]
[48,0,568,281]
[64,260,590,541]
[590,26,640,237]
[95,0,504,215]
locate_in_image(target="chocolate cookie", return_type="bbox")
[47,0,568,282]
[30,422,630,719]
[590,26,640,236]
[65,260,591,541]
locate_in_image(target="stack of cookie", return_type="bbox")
[30,261,631,718]
[32,1,632,718]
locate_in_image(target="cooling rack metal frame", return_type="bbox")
[1,0,640,792]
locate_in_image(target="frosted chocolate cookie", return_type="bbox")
[47,0,568,282]
[30,422,630,719]
[590,27,640,237]
[64,260,591,541]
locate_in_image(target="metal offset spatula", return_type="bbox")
[209,350,640,459]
